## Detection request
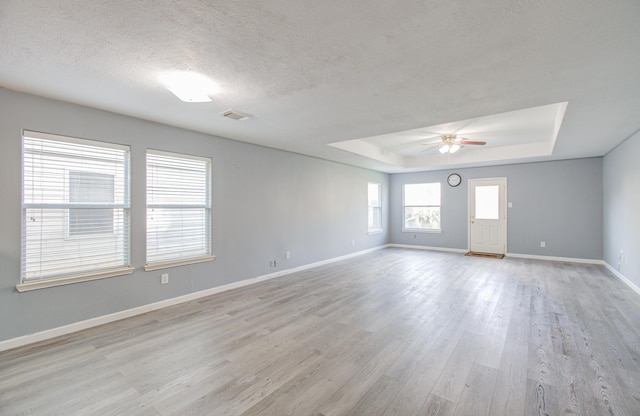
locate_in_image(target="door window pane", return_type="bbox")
[475,185,499,219]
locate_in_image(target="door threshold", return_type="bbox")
[465,252,505,259]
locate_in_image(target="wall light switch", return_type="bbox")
[508,202,513,208]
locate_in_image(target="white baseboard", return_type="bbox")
[505,252,604,265]
[388,245,604,265]
[388,244,605,265]
[0,245,386,353]
[604,262,640,296]
[387,243,467,253]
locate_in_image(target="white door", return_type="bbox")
[468,178,507,255]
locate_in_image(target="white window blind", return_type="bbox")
[146,150,212,268]
[21,131,131,284]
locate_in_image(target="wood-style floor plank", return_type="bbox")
[451,363,498,416]
[1,248,640,415]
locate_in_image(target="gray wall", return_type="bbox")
[390,158,603,259]
[603,129,640,286]
[0,88,389,342]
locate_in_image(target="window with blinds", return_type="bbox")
[146,150,213,269]
[368,182,382,233]
[21,131,132,288]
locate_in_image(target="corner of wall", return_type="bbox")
[603,262,640,297]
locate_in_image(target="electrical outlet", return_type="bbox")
[161,273,169,284]
[540,241,546,248]
[285,251,291,259]
[273,260,278,267]
[351,239,355,246]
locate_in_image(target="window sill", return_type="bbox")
[144,255,215,272]
[402,229,442,234]
[16,266,135,292]
[367,229,384,235]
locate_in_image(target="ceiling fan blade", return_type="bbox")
[458,140,486,145]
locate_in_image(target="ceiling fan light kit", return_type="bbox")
[439,143,460,154]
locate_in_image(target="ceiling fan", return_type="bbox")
[421,134,486,154]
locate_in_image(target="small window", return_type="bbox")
[368,182,382,233]
[146,150,214,270]
[20,131,132,290]
[403,183,441,231]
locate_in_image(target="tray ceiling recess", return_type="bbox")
[329,102,568,171]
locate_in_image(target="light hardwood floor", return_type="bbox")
[1,248,640,415]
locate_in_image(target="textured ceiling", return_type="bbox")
[1,0,639,172]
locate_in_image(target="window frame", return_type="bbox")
[18,130,133,292]
[402,182,442,233]
[367,182,383,234]
[144,149,215,271]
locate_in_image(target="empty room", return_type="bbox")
[1,1,639,415]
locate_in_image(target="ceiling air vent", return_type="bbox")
[220,109,251,121]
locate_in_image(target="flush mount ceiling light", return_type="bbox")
[159,71,221,103]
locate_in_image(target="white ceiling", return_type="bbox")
[1,1,639,173]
